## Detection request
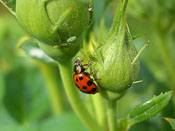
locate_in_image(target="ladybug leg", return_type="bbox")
[83,67,88,71]
[88,60,93,66]
[82,61,93,71]
[81,57,85,62]
[89,69,97,75]
[93,77,100,81]
[90,70,100,81]
[82,60,92,67]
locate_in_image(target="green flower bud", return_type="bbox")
[15,0,90,61]
[96,25,139,90]
[91,1,143,101]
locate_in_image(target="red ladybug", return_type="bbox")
[73,58,98,94]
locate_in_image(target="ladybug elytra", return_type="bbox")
[73,58,98,94]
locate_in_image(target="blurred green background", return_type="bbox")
[0,0,175,131]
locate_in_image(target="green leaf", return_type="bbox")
[3,66,50,123]
[128,91,172,126]
[19,39,56,64]
[0,105,36,131]
[0,105,17,125]
[0,106,23,131]
[39,112,88,131]
[164,117,175,130]
[0,105,37,131]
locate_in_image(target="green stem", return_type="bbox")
[59,59,103,131]
[103,0,113,13]
[36,61,66,115]
[158,31,175,87]
[107,100,117,131]
[98,0,113,44]
[154,5,175,88]
[91,94,107,130]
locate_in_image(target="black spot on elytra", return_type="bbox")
[91,88,96,92]
[79,76,83,80]
[76,78,78,82]
[83,86,87,89]
[87,80,93,86]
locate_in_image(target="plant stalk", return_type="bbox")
[107,100,117,131]
[158,31,175,87]
[91,94,107,130]
[154,5,175,88]
[36,61,66,115]
[58,59,103,131]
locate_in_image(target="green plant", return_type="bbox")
[0,0,174,130]
[164,117,175,130]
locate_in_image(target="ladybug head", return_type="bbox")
[74,58,83,74]
[75,58,81,65]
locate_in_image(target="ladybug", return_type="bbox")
[73,58,98,94]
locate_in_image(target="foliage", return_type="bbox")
[164,117,175,130]
[0,0,175,130]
